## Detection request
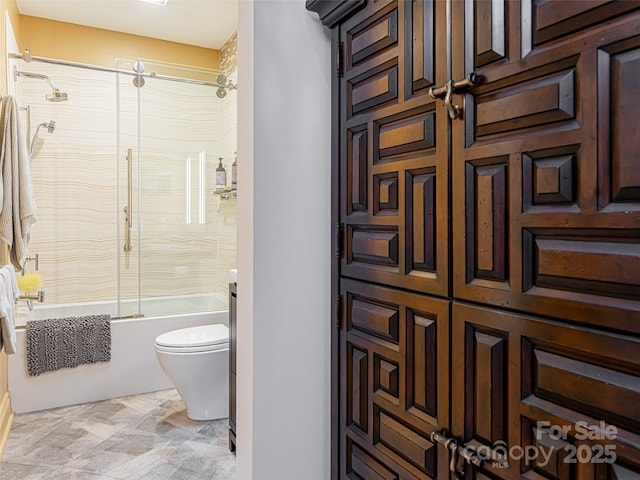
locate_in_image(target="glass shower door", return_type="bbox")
[116,60,142,318]
[117,59,233,318]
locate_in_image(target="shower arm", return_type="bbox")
[13,67,58,92]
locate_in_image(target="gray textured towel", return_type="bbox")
[26,314,111,376]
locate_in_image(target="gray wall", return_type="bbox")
[237,1,332,479]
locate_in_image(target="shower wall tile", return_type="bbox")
[14,59,237,312]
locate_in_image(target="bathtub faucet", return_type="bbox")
[18,290,45,311]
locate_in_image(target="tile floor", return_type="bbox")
[0,389,236,479]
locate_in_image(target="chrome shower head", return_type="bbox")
[44,120,55,133]
[216,87,227,99]
[46,89,68,102]
[14,66,69,102]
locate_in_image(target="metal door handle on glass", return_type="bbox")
[124,148,133,252]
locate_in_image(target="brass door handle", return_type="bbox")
[429,73,481,119]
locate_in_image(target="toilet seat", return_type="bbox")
[155,324,229,354]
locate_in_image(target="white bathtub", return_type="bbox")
[9,296,229,413]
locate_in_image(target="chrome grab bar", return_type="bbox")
[124,148,133,252]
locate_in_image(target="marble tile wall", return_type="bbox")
[220,32,238,76]
[217,32,238,294]
[12,54,237,311]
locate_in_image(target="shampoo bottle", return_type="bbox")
[231,152,237,190]
[216,157,227,191]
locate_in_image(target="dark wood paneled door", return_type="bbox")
[450,1,640,478]
[338,0,452,477]
[329,0,640,478]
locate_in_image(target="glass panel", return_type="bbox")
[118,59,235,317]
[12,58,121,319]
[116,59,142,318]
[13,55,235,322]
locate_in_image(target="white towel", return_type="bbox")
[0,265,19,354]
[0,96,37,270]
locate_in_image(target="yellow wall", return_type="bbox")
[1,0,20,92]
[19,16,220,70]
[0,0,19,458]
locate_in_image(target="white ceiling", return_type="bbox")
[16,0,237,50]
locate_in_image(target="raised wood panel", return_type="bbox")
[533,156,573,203]
[347,439,398,480]
[375,110,435,162]
[453,303,640,479]
[475,70,575,137]
[341,279,450,479]
[473,332,506,445]
[598,38,640,211]
[406,169,436,274]
[465,161,508,283]
[350,8,398,65]
[610,47,640,203]
[472,0,506,67]
[349,127,369,214]
[463,326,507,446]
[523,229,640,301]
[350,296,400,343]
[529,0,640,47]
[522,419,574,479]
[537,240,640,284]
[405,0,435,96]
[523,150,576,210]
[375,355,399,399]
[351,227,399,268]
[408,311,437,417]
[375,409,437,477]
[454,8,640,331]
[348,344,369,433]
[534,349,640,431]
[340,0,448,299]
[349,60,399,117]
[374,173,399,215]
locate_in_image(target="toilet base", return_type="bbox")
[155,347,229,422]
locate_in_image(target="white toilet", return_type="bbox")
[154,324,229,421]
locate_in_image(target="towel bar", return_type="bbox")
[17,290,45,310]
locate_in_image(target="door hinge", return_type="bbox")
[336,294,342,329]
[336,42,344,77]
[336,223,343,259]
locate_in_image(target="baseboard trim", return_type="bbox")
[0,392,14,459]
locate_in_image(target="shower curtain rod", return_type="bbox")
[8,52,233,89]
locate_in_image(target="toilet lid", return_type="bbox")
[155,324,229,349]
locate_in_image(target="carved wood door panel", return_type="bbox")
[338,1,452,477]
[327,0,640,478]
[340,0,449,299]
[450,0,640,478]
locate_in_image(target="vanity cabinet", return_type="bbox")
[228,281,236,453]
